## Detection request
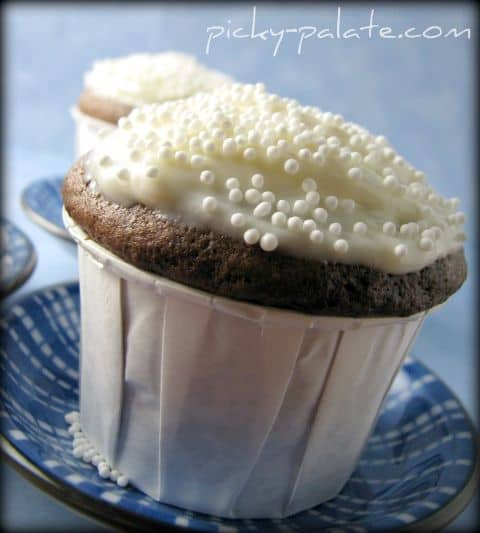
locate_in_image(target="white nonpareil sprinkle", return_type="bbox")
[189,137,201,151]
[302,178,317,192]
[287,216,303,232]
[277,200,291,214]
[298,148,312,160]
[202,140,215,153]
[191,154,204,167]
[109,470,121,482]
[310,229,324,243]
[419,237,434,251]
[449,197,460,209]
[99,155,112,167]
[272,211,287,226]
[306,191,320,206]
[229,188,243,203]
[202,196,217,213]
[313,208,328,223]
[329,222,342,235]
[421,229,435,240]
[146,166,159,178]
[293,200,309,216]
[266,145,280,159]
[244,228,260,245]
[312,151,325,165]
[129,150,142,162]
[383,175,398,188]
[253,201,273,218]
[66,411,129,488]
[248,130,259,143]
[353,222,367,235]
[284,158,300,174]
[231,213,246,227]
[174,150,187,162]
[99,465,110,479]
[333,239,349,253]
[347,167,363,180]
[400,224,410,235]
[117,168,130,181]
[383,221,396,236]
[325,196,338,210]
[222,138,236,155]
[303,219,317,233]
[400,222,419,237]
[245,189,262,204]
[394,244,408,257]
[243,147,257,160]
[64,412,79,424]
[200,170,215,184]
[251,173,264,188]
[236,134,246,146]
[262,191,276,203]
[225,177,239,189]
[260,233,278,251]
[117,475,129,488]
[158,146,172,159]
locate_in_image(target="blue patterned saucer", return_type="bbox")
[0,218,37,297]
[0,282,478,531]
[21,177,71,240]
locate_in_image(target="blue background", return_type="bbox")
[2,3,477,530]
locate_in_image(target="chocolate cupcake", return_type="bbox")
[63,83,467,518]
[71,52,231,156]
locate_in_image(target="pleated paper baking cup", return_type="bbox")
[63,208,427,519]
[70,106,116,158]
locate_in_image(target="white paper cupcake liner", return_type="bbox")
[70,106,116,157]
[63,208,427,518]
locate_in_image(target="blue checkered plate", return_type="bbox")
[0,218,37,297]
[0,282,478,531]
[21,177,70,240]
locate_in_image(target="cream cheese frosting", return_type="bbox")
[84,52,232,107]
[85,83,466,274]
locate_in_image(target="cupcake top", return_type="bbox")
[85,83,466,275]
[83,52,231,107]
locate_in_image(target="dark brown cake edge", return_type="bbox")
[62,160,467,318]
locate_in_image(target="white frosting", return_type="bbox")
[84,52,231,107]
[85,83,466,274]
